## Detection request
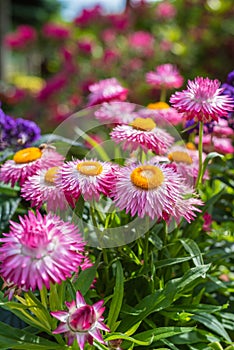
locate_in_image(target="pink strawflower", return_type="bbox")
[20,166,67,212]
[110,117,174,155]
[94,102,137,125]
[60,158,116,201]
[155,1,177,20]
[87,78,128,107]
[51,291,109,349]
[0,146,64,187]
[4,25,37,50]
[170,77,234,123]
[42,23,70,40]
[213,118,233,137]
[77,39,93,54]
[198,135,234,154]
[74,5,102,27]
[112,161,202,222]
[128,31,154,55]
[146,64,184,90]
[0,211,86,291]
[144,102,183,126]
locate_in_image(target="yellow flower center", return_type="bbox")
[186,142,196,150]
[131,165,164,190]
[44,167,59,184]
[77,161,103,176]
[168,151,193,165]
[131,117,156,131]
[147,102,170,110]
[13,147,42,164]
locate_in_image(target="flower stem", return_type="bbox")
[195,121,204,189]
[160,87,167,102]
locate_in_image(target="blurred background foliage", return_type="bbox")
[0,0,233,131]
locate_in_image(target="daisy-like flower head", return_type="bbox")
[170,77,234,123]
[94,101,137,125]
[145,101,183,125]
[87,78,128,106]
[146,64,184,90]
[112,161,202,222]
[0,145,64,187]
[0,211,86,291]
[21,166,67,212]
[60,158,116,201]
[51,291,109,349]
[110,117,174,155]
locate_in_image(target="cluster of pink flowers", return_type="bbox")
[4,25,37,50]
[42,22,70,40]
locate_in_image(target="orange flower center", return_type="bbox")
[186,142,196,150]
[131,117,156,131]
[13,147,42,164]
[44,167,59,184]
[77,161,103,176]
[168,151,193,165]
[147,102,170,110]
[131,165,164,190]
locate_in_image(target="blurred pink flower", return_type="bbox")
[4,25,37,50]
[87,78,128,106]
[74,5,102,27]
[203,212,212,232]
[155,1,177,20]
[51,291,109,349]
[37,73,67,101]
[106,13,130,31]
[42,23,70,40]
[103,49,119,64]
[77,39,93,55]
[144,102,183,126]
[170,77,234,123]
[196,134,234,154]
[0,211,86,291]
[95,102,137,124]
[146,64,184,90]
[213,118,233,137]
[128,31,154,55]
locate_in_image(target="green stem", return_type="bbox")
[160,87,167,102]
[144,230,150,269]
[195,122,204,189]
[39,286,48,308]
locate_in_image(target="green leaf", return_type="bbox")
[180,238,204,268]
[133,327,194,343]
[73,265,97,296]
[105,332,151,346]
[191,313,231,342]
[108,260,124,331]
[154,256,193,269]
[201,152,224,180]
[0,195,21,230]
[0,321,64,349]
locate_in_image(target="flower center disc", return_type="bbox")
[44,167,59,184]
[13,147,42,164]
[77,161,103,176]
[186,142,196,150]
[147,102,170,110]
[168,151,193,165]
[131,165,164,189]
[131,117,156,131]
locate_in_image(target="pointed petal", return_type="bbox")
[50,311,68,322]
[89,327,104,343]
[76,290,86,307]
[76,333,88,350]
[52,323,69,334]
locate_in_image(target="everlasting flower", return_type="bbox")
[128,31,154,55]
[4,25,37,50]
[87,78,128,107]
[42,23,70,40]
[0,211,86,291]
[198,135,234,154]
[145,102,183,125]
[51,291,109,349]
[155,1,177,20]
[146,64,183,90]
[112,161,202,222]
[94,102,137,125]
[21,166,67,212]
[60,158,116,201]
[170,77,234,123]
[110,117,174,154]
[0,146,64,186]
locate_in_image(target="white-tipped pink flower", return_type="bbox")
[60,158,116,201]
[110,117,174,155]
[146,64,183,90]
[144,102,183,126]
[112,161,202,222]
[51,291,109,349]
[0,146,64,187]
[0,211,86,291]
[94,101,137,125]
[170,77,234,123]
[87,78,128,106]
[21,166,67,212]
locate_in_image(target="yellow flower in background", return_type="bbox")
[10,75,45,93]
[147,101,170,110]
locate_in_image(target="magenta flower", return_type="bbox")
[0,211,86,291]
[110,117,174,155]
[155,1,177,20]
[4,25,37,50]
[42,22,70,40]
[51,291,109,349]
[170,77,234,123]
[112,161,202,222]
[95,102,137,125]
[21,166,67,212]
[60,159,116,201]
[128,31,154,55]
[0,146,64,187]
[146,64,184,90]
[141,102,183,126]
[87,78,128,106]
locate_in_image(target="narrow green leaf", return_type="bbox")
[73,265,97,296]
[201,152,224,180]
[133,326,194,343]
[180,238,204,268]
[125,321,142,336]
[108,261,124,330]
[105,332,151,345]
[154,256,192,269]
[0,196,21,230]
